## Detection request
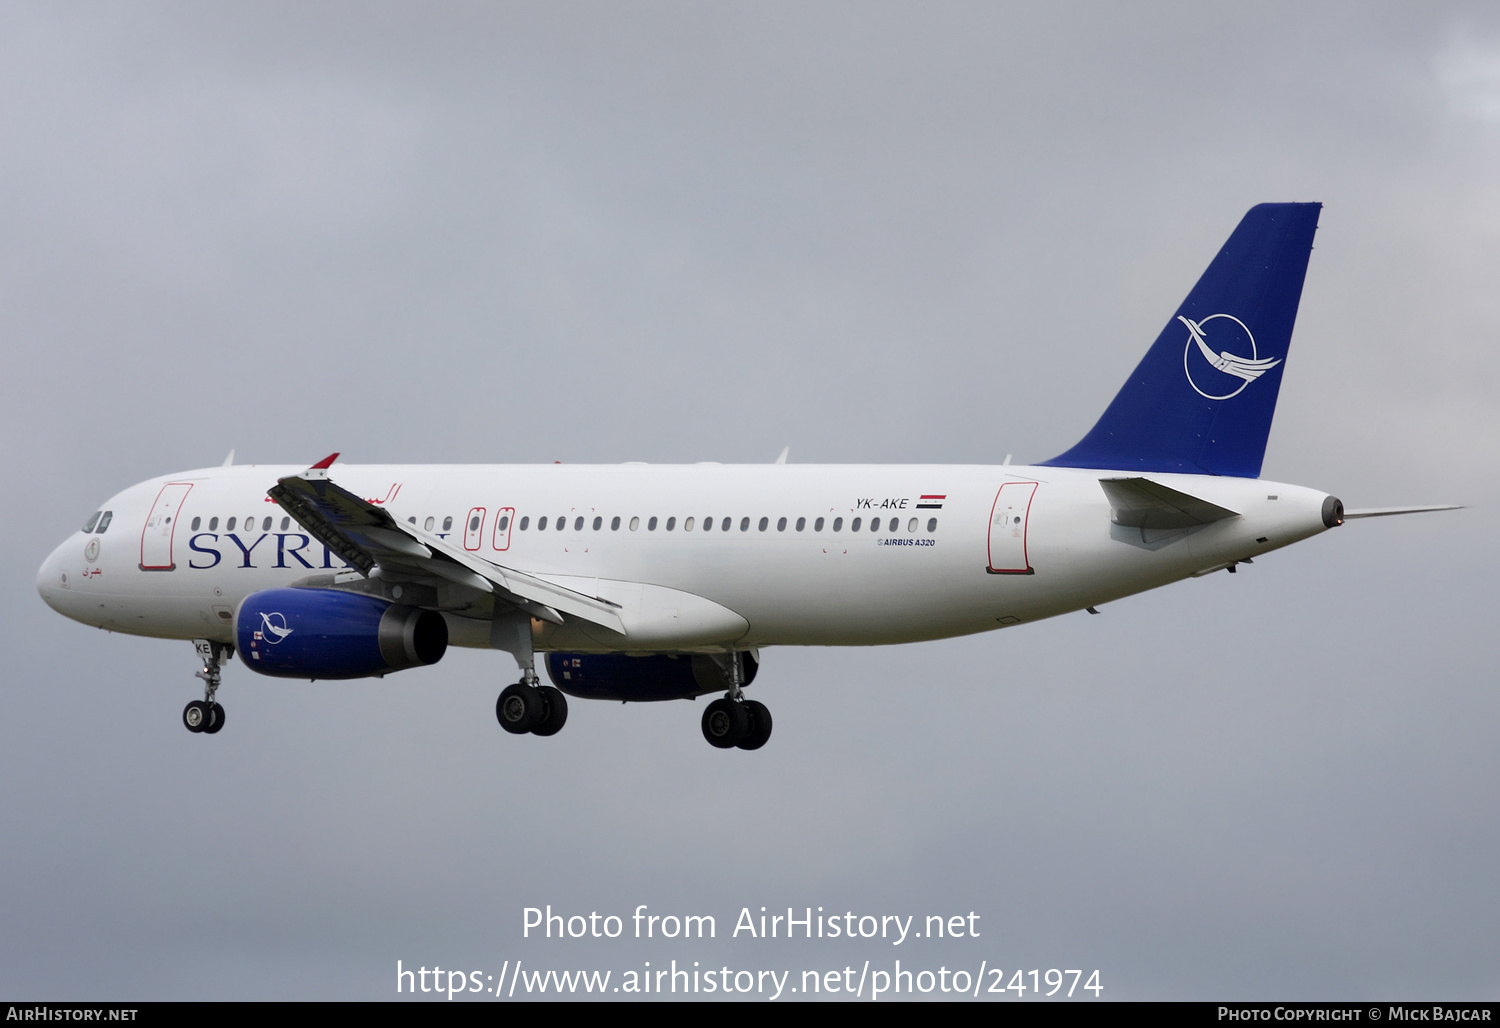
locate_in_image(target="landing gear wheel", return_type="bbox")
[183,700,210,733]
[203,702,226,735]
[737,700,772,750]
[530,686,569,737]
[702,698,749,749]
[496,681,544,734]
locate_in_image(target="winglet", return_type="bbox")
[310,452,340,470]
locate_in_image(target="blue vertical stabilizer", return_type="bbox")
[1040,202,1321,477]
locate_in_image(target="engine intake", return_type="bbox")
[235,588,447,680]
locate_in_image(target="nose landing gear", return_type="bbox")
[184,640,231,735]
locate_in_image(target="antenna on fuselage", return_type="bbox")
[774,446,790,465]
[222,449,235,467]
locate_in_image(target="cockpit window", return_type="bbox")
[82,512,101,533]
[95,511,113,534]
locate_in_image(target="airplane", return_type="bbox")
[35,202,1458,751]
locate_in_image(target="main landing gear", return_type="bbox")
[495,670,569,737]
[184,639,231,735]
[701,652,772,751]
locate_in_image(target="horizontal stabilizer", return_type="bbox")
[1099,477,1240,530]
[1343,505,1464,519]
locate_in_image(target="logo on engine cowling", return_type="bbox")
[257,611,294,644]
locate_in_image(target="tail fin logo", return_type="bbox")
[1180,314,1282,400]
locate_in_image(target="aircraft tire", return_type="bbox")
[702,698,748,749]
[530,687,569,737]
[737,700,772,750]
[182,700,209,734]
[203,702,225,735]
[496,682,543,734]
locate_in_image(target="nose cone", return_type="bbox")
[36,537,75,615]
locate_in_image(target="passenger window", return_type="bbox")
[703,517,714,531]
[556,517,566,532]
[907,517,918,532]
[758,517,768,531]
[500,516,511,531]
[648,517,658,531]
[776,517,787,532]
[795,517,805,531]
[82,512,101,533]
[424,516,435,531]
[889,517,899,532]
[538,516,549,530]
[611,516,621,531]
[722,517,732,532]
[520,516,530,530]
[630,517,640,531]
[191,516,201,531]
[814,517,824,531]
[832,517,842,531]
[871,517,880,532]
[852,517,862,531]
[208,517,219,531]
[281,517,291,531]
[666,517,676,531]
[407,516,415,524]
[592,516,601,530]
[469,515,481,532]
[574,516,584,531]
[226,517,237,532]
[684,517,695,531]
[740,517,750,532]
[442,516,453,531]
[927,518,938,532]
[263,517,272,531]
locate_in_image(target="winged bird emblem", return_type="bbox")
[258,611,294,644]
[1179,314,1281,400]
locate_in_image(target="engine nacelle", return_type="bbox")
[235,588,448,680]
[545,651,758,702]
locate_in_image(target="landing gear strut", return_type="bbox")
[185,639,231,735]
[701,652,772,750]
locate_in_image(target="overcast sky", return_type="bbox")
[2,1,1496,1001]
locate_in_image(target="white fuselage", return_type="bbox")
[37,462,1334,655]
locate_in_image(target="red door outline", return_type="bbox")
[492,507,515,551]
[464,507,486,551]
[140,482,194,571]
[986,481,1038,575]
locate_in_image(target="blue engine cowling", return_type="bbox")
[545,651,758,702]
[236,588,448,680]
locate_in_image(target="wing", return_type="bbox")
[268,460,626,634]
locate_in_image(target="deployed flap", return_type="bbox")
[269,470,626,634]
[1099,477,1240,530]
